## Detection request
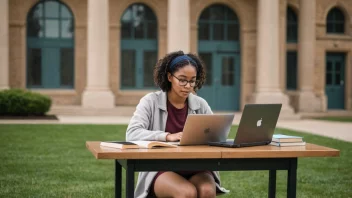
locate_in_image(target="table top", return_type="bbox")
[86,141,340,160]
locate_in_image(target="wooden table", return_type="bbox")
[86,141,339,198]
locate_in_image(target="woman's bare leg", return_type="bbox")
[189,172,216,198]
[153,172,197,198]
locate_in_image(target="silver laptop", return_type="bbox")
[171,114,234,146]
[208,104,282,148]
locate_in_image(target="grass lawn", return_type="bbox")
[314,116,352,123]
[0,124,351,198]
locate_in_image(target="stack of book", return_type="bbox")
[270,134,306,147]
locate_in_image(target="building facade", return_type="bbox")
[0,0,351,113]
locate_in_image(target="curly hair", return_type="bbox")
[153,51,207,92]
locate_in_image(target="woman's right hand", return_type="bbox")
[166,132,183,142]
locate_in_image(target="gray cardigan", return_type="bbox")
[126,91,229,198]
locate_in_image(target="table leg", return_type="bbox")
[126,161,135,198]
[287,158,297,198]
[115,160,122,198]
[268,170,276,198]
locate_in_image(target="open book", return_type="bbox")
[100,141,177,149]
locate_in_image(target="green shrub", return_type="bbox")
[0,89,52,116]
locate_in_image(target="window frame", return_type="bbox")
[120,3,158,90]
[26,0,75,89]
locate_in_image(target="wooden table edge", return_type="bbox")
[86,141,341,159]
[86,141,99,159]
[221,150,340,158]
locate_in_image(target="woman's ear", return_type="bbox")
[167,72,172,82]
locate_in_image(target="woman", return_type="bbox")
[126,51,228,198]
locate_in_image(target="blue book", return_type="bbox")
[272,134,303,143]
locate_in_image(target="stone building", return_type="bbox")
[0,0,351,114]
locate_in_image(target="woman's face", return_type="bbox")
[168,65,197,100]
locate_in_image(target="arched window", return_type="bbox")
[197,4,241,111]
[326,7,345,34]
[286,7,298,43]
[27,0,74,88]
[120,3,158,89]
[198,4,239,41]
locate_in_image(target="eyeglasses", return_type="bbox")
[172,74,198,87]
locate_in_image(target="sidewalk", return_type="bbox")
[0,115,351,143]
[276,119,352,143]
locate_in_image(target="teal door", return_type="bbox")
[42,47,60,87]
[326,53,345,109]
[120,41,157,89]
[27,39,74,88]
[215,54,240,110]
[197,52,240,111]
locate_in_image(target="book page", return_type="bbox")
[149,141,177,148]
[130,141,154,148]
[130,141,177,148]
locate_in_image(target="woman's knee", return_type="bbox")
[197,183,216,198]
[176,184,197,198]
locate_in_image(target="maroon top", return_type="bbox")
[149,100,212,197]
[165,99,188,134]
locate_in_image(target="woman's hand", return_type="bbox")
[166,132,183,142]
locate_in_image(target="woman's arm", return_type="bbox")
[125,95,168,141]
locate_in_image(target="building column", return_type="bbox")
[297,0,320,112]
[252,0,296,118]
[0,0,9,90]
[167,0,190,53]
[82,0,115,108]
